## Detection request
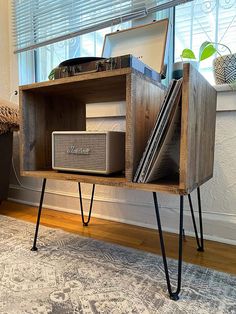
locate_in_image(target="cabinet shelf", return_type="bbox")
[19,64,217,195]
[21,170,180,194]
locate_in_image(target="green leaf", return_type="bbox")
[48,69,55,80]
[199,41,211,60]
[199,42,217,61]
[180,49,196,60]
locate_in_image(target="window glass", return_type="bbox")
[19,23,130,84]
[175,0,236,84]
[19,0,236,86]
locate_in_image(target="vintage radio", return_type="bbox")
[51,18,169,81]
[52,131,125,174]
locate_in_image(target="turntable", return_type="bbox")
[50,19,169,82]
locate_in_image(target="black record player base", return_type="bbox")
[52,54,161,82]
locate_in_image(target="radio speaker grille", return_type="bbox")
[54,133,106,171]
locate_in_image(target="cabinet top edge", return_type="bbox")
[183,63,217,95]
[19,68,132,91]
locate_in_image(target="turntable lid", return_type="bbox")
[102,19,169,75]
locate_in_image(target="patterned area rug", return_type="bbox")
[0,215,235,314]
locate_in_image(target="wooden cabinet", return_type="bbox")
[19,63,217,195]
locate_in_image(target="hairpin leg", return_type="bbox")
[78,183,95,226]
[153,192,184,301]
[188,187,204,252]
[31,178,47,251]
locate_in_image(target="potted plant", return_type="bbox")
[179,41,236,84]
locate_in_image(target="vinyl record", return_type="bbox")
[59,57,105,67]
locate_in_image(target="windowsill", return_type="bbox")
[214,84,236,92]
[215,84,236,112]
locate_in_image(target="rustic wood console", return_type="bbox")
[19,63,217,300]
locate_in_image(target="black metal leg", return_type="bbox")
[182,228,186,241]
[78,183,95,226]
[31,178,47,251]
[197,187,204,251]
[188,187,204,252]
[153,192,184,301]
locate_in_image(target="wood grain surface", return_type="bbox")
[179,63,217,193]
[1,200,235,275]
[20,92,86,171]
[126,71,165,181]
[21,170,180,194]
[20,65,217,195]
[20,69,128,103]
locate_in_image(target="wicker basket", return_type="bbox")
[213,53,236,84]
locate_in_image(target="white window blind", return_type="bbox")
[12,0,192,53]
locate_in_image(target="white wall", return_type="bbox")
[1,0,236,245]
[0,0,18,102]
[0,0,11,98]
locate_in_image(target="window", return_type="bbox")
[14,0,155,84]
[18,23,131,83]
[17,0,236,85]
[175,0,236,84]
[35,23,130,82]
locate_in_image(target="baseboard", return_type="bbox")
[8,184,236,246]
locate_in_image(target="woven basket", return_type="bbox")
[213,53,236,84]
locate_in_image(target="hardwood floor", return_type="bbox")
[0,200,236,275]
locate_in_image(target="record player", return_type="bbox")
[53,55,161,81]
[51,19,169,82]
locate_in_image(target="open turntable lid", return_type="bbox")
[102,19,169,75]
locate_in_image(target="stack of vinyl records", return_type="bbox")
[133,78,183,183]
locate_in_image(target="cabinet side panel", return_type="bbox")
[126,72,165,181]
[179,63,217,192]
[20,91,46,171]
